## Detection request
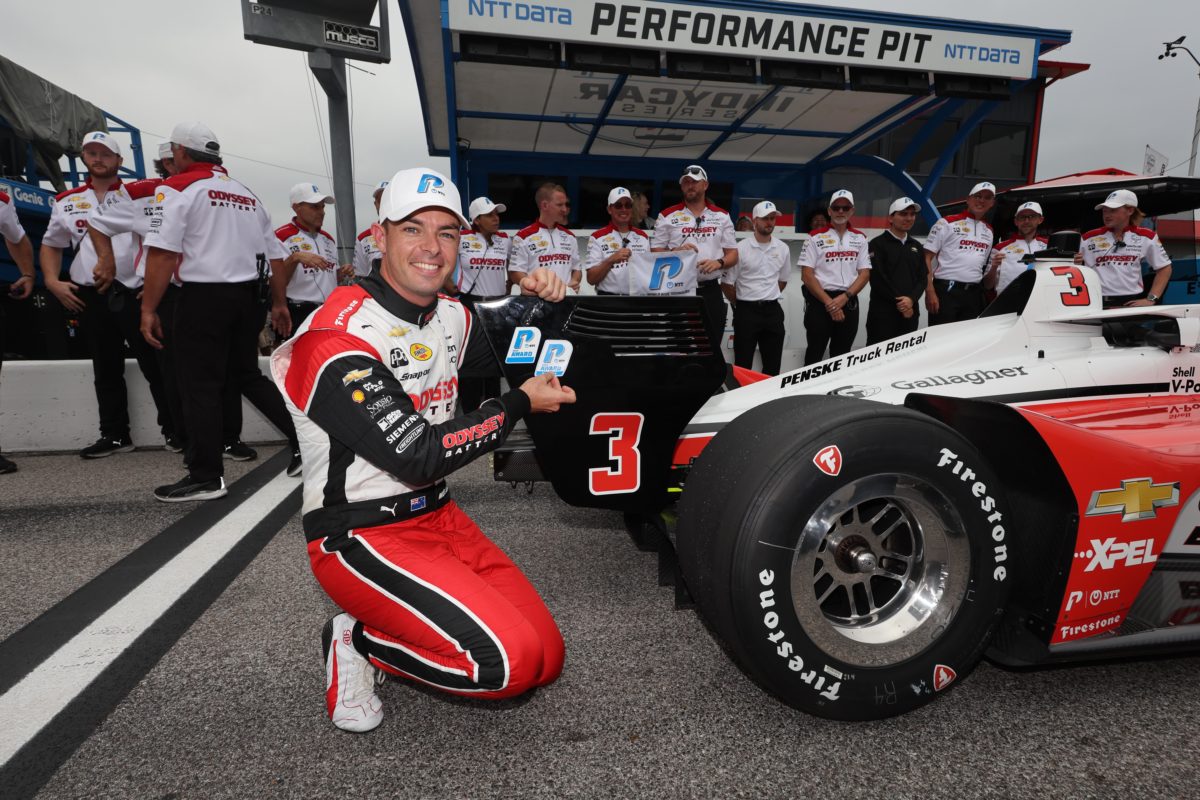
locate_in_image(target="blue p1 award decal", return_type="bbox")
[534,340,573,377]
[506,326,541,364]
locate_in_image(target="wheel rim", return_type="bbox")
[788,474,970,667]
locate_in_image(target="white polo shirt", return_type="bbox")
[652,202,736,283]
[87,178,169,282]
[797,226,871,292]
[352,227,381,278]
[584,224,651,294]
[42,180,138,287]
[456,228,511,297]
[1080,225,1172,297]
[0,191,26,244]
[143,164,277,284]
[509,221,579,285]
[992,235,1048,294]
[275,219,338,304]
[924,212,994,283]
[725,236,791,301]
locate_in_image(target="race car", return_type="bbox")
[472,247,1200,720]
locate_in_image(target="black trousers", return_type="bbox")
[79,284,171,440]
[457,294,501,413]
[697,279,728,351]
[802,288,858,366]
[173,281,297,482]
[929,280,984,325]
[866,309,920,346]
[732,300,785,376]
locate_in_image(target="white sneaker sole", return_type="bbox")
[154,486,228,503]
[81,444,135,459]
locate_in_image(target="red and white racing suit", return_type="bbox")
[270,272,563,698]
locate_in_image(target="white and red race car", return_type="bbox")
[476,248,1200,720]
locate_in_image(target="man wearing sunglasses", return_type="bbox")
[924,181,995,324]
[797,189,870,365]
[652,164,738,346]
[985,201,1048,297]
[1079,189,1172,307]
[585,186,650,295]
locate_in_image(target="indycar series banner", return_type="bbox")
[626,250,698,296]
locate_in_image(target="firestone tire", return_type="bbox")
[677,396,1012,720]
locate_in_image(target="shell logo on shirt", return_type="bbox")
[410,343,433,361]
[155,192,165,203]
[300,243,313,251]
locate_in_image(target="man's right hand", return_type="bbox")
[271,303,293,339]
[519,373,577,413]
[93,256,116,294]
[48,279,85,313]
[925,288,939,314]
[294,251,330,270]
[141,309,164,349]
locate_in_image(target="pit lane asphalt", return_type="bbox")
[1,448,1197,799]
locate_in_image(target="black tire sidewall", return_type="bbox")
[721,410,1011,720]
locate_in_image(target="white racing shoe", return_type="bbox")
[321,613,384,733]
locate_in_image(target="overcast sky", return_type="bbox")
[3,1,1199,241]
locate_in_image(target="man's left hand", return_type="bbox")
[698,258,722,274]
[93,258,116,294]
[519,268,567,302]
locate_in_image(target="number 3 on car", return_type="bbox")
[589,412,643,494]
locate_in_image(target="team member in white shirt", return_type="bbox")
[721,201,790,375]
[40,131,173,459]
[585,186,650,295]
[275,182,345,336]
[141,121,299,501]
[0,189,36,474]
[510,182,580,291]
[924,181,995,324]
[985,201,1047,297]
[652,164,737,347]
[798,189,871,365]
[352,179,389,278]
[1079,189,1172,307]
[453,195,513,411]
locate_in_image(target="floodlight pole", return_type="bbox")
[309,49,357,264]
[1159,40,1200,176]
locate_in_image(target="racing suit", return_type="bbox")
[270,272,563,698]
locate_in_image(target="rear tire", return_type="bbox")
[677,396,1011,720]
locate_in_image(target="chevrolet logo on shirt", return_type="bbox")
[1085,478,1180,522]
[342,367,373,386]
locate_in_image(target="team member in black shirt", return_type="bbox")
[866,197,926,346]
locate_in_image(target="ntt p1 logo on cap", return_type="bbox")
[417,174,445,194]
[506,327,541,364]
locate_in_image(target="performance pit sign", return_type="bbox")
[449,1,1039,80]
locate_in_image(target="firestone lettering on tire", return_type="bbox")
[758,568,842,702]
[936,448,1008,582]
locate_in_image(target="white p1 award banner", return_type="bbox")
[626,250,698,296]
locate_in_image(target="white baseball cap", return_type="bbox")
[81,131,120,157]
[752,200,779,219]
[170,121,220,157]
[157,142,173,160]
[680,164,708,183]
[289,182,334,206]
[373,179,390,197]
[1015,201,1044,217]
[969,181,997,197]
[607,186,632,206]
[888,197,919,215]
[830,189,854,207]
[377,167,468,226]
[468,196,506,219]
[1095,189,1138,210]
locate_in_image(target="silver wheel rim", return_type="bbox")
[788,474,970,667]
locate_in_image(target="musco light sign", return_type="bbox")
[324,21,379,53]
[449,0,1038,79]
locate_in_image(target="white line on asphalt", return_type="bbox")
[0,471,298,768]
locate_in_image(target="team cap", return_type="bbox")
[373,179,390,197]
[289,182,334,206]
[81,131,121,157]
[170,121,220,158]
[829,189,854,207]
[888,197,919,215]
[969,181,997,197]
[157,142,173,160]
[680,165,708,183]
[752,200,779,219]
[468,196,506,219]
[1015,201,1044,217]
[1095,189,1138,210]
[377,167,468,226]
[607,187,632,206]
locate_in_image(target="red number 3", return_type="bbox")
[1051,265,1091,307]
[589,412,643,495]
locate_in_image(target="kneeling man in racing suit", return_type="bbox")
[271,167,575,732]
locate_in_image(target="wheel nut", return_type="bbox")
[852,548,877,573]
